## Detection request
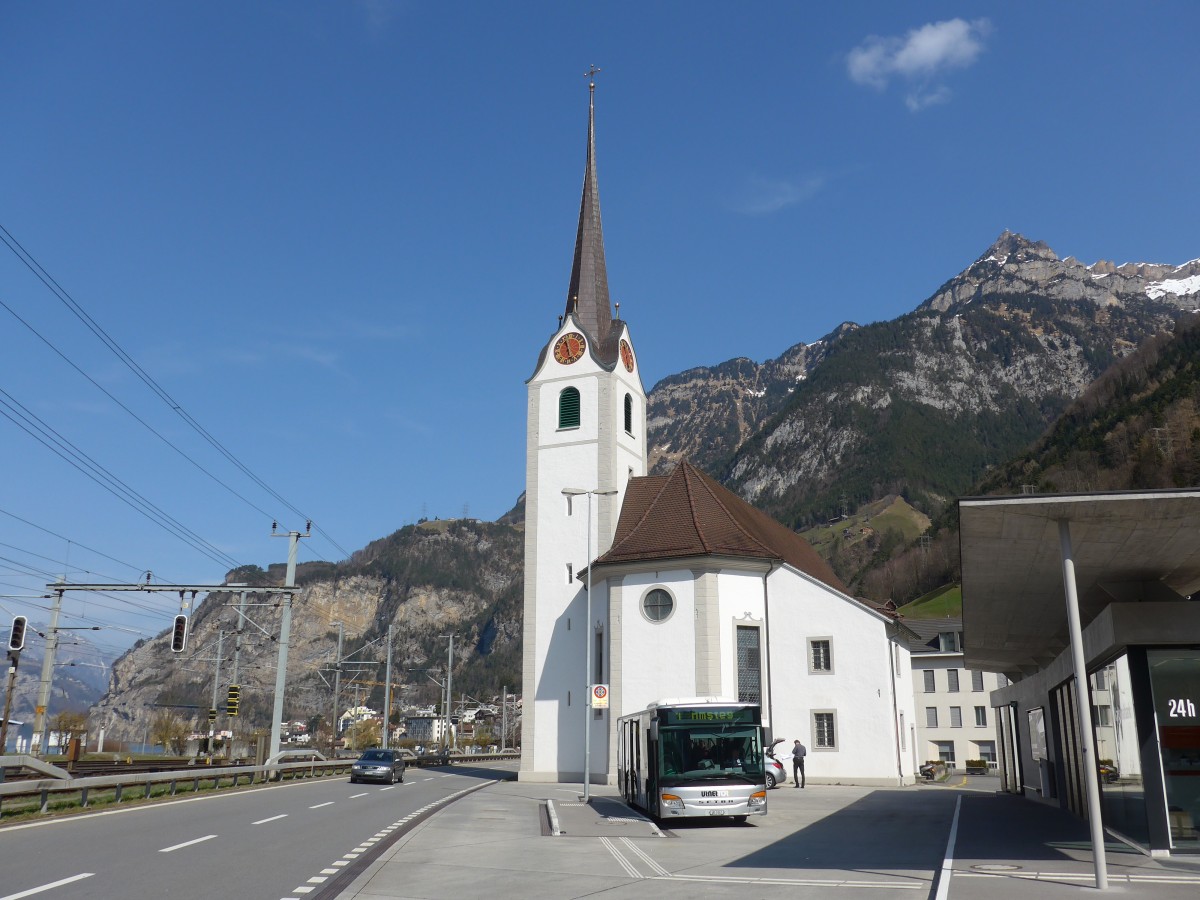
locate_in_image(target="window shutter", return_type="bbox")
[559,387,580,429]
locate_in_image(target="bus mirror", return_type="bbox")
[648,722,658,742]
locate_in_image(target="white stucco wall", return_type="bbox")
[762,566,915,785]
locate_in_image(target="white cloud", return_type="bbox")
[847,18,991,109]
[733,174,826,216]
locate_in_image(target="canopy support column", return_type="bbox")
[1058,518,1108,890]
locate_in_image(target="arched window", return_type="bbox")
[624,393,633,434]
[558,387,580,429]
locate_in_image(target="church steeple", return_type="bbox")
[565,69,613,347]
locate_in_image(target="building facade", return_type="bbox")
[906,619,1007,771]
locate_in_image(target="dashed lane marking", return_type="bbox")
[159,834,217,853]
[349,792,368,798]
[0,873,94,900]
[252,814,288,825]
[279,780,496,900]
[308,801,334,809]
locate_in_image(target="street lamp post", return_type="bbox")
[562,487,617,802]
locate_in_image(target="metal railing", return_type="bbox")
[0,754,352,816]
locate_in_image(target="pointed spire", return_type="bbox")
[565,70,613,345]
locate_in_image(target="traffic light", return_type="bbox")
[208,707,217,723]
[7,615,26,651]
[170,614,188,653]
[226,685,240,717]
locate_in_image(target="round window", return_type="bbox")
[642,588,674,622]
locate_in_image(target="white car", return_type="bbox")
[764,738,786,788]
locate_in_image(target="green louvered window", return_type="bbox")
[559,387,580,429]
[624,393,633,434]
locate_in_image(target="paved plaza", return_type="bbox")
[335,766,1200,899]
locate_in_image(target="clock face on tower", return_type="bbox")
[619,339,635,372]
[553,332,587,364]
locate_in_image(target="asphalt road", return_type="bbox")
[0,763,510,900]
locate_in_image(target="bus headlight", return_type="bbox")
[747,791,767,807]
[660,793,685,809]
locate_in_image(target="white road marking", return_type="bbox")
[320,868,338,875]
[159,834,218,853]
[0,873,94,900]
[332,861,349,867]
[600,837,641,878]
[621,838,670,876]
[934,795,962,900]
[306,876,327,884]
[349,792,368,798]
[309,801,334,809]
[252,814,288,825]
[379,785,398,791]
[670,874,923,888]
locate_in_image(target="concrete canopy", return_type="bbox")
[959,489,1200,675]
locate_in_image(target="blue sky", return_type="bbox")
[1,3,1197,652]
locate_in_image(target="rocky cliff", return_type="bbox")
[90,519,522,743]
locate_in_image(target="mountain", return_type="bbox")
[89,232,1199,729]
[884,311,1200,611]
[4,630,113,728]
[650,232,1200,544]
[88,519,522,743]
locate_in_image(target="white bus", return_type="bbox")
[617,698,767,822]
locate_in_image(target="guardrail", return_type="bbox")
[0,749,520,818]
[0,755,353,816]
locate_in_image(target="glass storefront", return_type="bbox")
[1091,656,1149,846]
[1147,649,1200,851]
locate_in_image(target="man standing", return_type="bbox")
[791,739,807,787]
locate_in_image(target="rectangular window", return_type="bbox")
[813,711,836,749]
[950,706,963,728]
[899,712,906,751]
[926,707,938,728]
[809,638,832,673]
[974,706,987,727]
[1094,667,1107,690]
[977,741,996,764]
[935,740,955,764]
[923,670,936,693]
[947,669,960,692]
[996,673,1009,688]
[971,670,984,692]
[1095,705,1112,727]
[566,563,573,584]
[736,626,762,704]
[938,631,959,652]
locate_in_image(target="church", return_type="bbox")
[519,82,919,788]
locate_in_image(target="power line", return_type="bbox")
[0,387,240,569]
[0,223,352,561]
[0,506,149,577]
[0,292,281,526]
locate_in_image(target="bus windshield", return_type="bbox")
[658,724,764,786]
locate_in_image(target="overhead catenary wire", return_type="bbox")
[0,387,241,570]
[0,223,352,562]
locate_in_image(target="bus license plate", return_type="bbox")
[701,790,729,798]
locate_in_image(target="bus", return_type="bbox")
[617,698,767,822]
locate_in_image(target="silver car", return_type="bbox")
[350,748,405,784]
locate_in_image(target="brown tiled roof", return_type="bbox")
[594,460,846,592]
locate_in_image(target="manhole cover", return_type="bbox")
[971,864,1022,871]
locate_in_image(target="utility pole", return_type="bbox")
[1,651,20,753]
[268,524,308,761]
[33,586,64,756]
[444,635,454,751]
[500,684,507,751]
[208,631,224,761]
[382,624,393,749]
[331,622,344,756]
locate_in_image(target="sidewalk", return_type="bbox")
[334,772,1200,899]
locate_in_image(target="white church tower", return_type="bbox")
[520,78,647,782]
